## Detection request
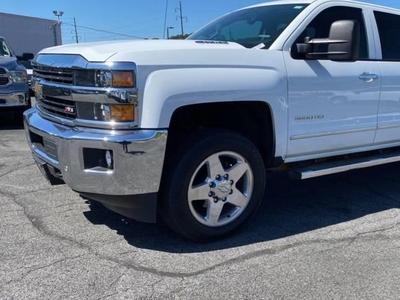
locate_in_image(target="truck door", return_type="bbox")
[373,11,400,145]
[283,4,380,160]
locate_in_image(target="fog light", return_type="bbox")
[110,104,135,122]
[105,150,113,168]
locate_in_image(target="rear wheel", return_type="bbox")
[159,129,266,242]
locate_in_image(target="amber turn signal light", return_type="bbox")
[110,104,135,122]
[112,71,135,88]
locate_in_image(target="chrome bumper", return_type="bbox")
[23,108,167,196]
[0,91,30,107]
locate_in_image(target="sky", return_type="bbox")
[1,0,400,44]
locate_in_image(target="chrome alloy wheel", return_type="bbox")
[187,151,254,227]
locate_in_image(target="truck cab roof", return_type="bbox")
[248,0,400,13]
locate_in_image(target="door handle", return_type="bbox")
[359,73,379,82]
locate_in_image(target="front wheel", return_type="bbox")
[159,129,266,242]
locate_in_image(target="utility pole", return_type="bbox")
[73,17,79,43]
[52,10,64,45]
[163,0,169,39]
[175,1,187,37]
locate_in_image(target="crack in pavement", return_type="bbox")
[164,278,187,299]
[107,272,126,290]
[148,278,166,300]
[0,163,398,278]
[1,254,87,288]
[2,178,400,280]
[0,162,35,180]
[0,185,58,197]
[94,272,127,300]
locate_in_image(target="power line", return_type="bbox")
[109,17,163,31]
[175,1,187,36]
[62,21,145,39]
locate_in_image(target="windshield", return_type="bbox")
[0,38,12,57]
[188,4,308,49]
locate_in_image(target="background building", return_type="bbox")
[0,12,62,56]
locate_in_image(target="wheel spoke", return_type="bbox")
[187,149,255,228]
[206,153,225,179]
[188,182,210,202]
[227,161,249,182]
[227,188,249,208]
[206,201,225,226]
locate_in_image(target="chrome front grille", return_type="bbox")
[32,54,138,129]
[33,65,77,120]
[33,66,74,85]
[38,96,76,120]
[0,77,9,86]
[0,68,9,86]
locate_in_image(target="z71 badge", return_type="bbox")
[64,106,74,113]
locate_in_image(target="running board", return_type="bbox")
[289,150,400,180]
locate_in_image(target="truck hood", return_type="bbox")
[38,40,245,62]
[0,56,18,70]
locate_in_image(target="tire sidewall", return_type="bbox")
[163,130,266,241]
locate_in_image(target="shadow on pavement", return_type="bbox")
[0,113,24,130]
[83,162,400,253]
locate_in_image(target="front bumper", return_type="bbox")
[24,108,167,197]
[0,91,30,107]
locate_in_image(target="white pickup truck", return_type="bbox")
[24,0,400,241]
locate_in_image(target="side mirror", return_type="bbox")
[297,20,360,61]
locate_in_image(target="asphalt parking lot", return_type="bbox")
[1,115,400,300]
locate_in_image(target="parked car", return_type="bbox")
[23,0,400,241]
[0,36,31,122]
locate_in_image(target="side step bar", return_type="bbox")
[289,150,400,180]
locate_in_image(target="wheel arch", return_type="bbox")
[166,101,278,169]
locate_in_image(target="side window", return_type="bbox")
[374,11,400,60]
[291,6,368,59]
[0,40,11,57]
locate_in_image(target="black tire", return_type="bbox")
[159,129,266,242]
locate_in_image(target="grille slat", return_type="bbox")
[33,71,73,84]
[33,66,74,85]
[40,102,75,116]
[0,68,9,85]
[38,96,77,120]
[41,99,72,109]
[41,96,74,107]
[0,77,9,86]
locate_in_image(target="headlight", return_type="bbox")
[96,70,135,88]
[10,71,27,83]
